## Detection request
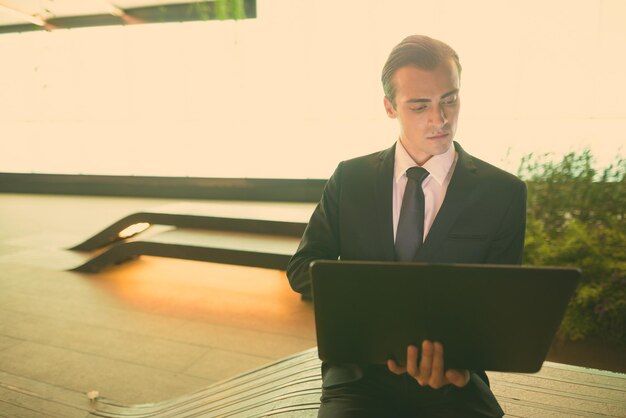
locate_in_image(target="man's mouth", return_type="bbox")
[427,132,449,140]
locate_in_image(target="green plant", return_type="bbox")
[186,0,247,21]
[215,0,247,20]
[518,150,625,344]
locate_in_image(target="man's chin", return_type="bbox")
[428,139,453,155]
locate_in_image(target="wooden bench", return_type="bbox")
[68,201,315,272]
[2,348,624,417]
[72,228,303,273]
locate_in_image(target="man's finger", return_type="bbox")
[445,369,470,388]
[406,344,419,378]
[387,358,406,375]
[429,341,445,389]
[418,340,434,385]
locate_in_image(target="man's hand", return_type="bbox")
[387,340,470,389]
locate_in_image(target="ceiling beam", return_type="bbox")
[0,1,45,26]
[0,0,256,34]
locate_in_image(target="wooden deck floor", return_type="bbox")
[0,194,317,408]
[0,193,624,417]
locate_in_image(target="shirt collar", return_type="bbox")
[394,139,457,186]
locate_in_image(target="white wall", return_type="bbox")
[1,0,624,178]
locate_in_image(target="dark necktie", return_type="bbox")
[395,166,430,261]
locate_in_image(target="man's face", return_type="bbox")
[384,60,460,165]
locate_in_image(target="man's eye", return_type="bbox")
[410,106,427,112]
[442,95,458,105]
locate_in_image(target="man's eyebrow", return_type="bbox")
[404,89,459,104]
[441,88,460,99]
[405,98,431,104]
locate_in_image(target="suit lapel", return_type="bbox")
[375,144,396,261]
[417,142,479,261]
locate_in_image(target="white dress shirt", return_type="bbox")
[393,140,458,242]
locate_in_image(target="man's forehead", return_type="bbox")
[393,64,460,97]
[404,88,459,103]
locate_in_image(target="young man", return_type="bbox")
[287,35,526,417]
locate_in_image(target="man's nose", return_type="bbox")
[429,106,448,128]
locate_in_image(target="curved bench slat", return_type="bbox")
[71,202,314,252]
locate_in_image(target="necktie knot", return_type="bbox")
[406,166,429,184]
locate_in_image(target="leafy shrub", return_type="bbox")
[518,150,625,344]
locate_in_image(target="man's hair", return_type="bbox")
[382,35,461,108]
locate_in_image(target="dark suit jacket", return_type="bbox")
[286,141,526,411]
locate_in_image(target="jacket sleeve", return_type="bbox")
[286,162,343,296]
[484,180,527,265]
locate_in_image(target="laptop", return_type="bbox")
[310,260,580,373]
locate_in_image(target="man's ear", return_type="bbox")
[383,96,397,119]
